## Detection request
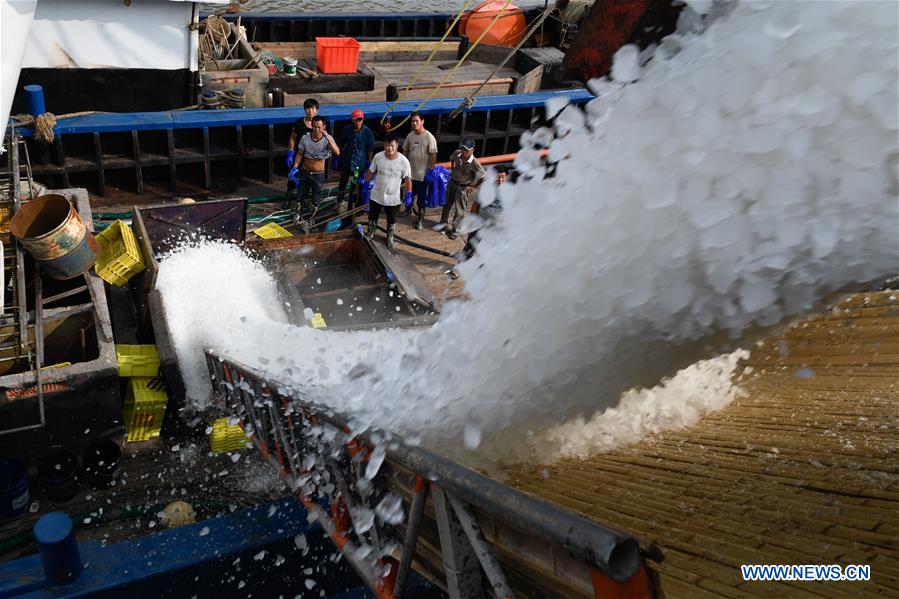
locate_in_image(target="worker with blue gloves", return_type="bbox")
[401,111,438,230]
[365,133,411,252]
[336,109,375,215]
[289,115,339,214]
[283,98,319,207]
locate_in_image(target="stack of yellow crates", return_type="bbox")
[116,345,167,442]
[209,417,250,453]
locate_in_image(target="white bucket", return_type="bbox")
[283,57,298,76]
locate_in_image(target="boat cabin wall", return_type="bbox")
[12,0,199,114]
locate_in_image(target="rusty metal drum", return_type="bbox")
[10,194,100,280]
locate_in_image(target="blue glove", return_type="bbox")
[286,149,295,168]
[404,191,413,207]
[288,167,300,185]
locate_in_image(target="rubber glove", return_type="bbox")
[404,191,413,207]
[286,149,295,168]
[288,167,300,185]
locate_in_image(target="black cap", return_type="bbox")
[460,138,475,150]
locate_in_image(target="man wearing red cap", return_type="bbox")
[336,109,375,215]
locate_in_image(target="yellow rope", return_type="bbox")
[385,0,516,131]
[446,4,558,121]
[379,0,475,126]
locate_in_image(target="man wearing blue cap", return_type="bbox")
[440,138,485,239]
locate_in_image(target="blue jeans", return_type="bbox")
[412,179,429,211]
[297,170,324,207]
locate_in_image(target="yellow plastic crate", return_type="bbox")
[115,344,160,377]
[123,377,168,442]
[254,223,293,239]
[95,220,146,286]
[311,313,327,329]
[209,417,250,453]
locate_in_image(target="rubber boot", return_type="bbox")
[367,220,377,239]
[386,224,396,252]
[415,209,424,231]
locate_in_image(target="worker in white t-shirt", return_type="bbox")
[364,133,412,251]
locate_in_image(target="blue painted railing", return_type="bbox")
[17,89,593,138]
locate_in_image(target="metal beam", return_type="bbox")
[448,495,514,599]
[433,488,485,599]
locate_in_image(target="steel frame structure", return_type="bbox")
[204,350,661,598]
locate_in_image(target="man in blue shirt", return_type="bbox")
[336,109,375,214]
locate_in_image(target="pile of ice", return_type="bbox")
[157,0,897,465]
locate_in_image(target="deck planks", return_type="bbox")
[505,290,899,597]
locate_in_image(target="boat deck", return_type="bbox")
[507,290,899,597]
[256,40,529,105]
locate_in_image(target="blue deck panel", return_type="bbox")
[0,499,371,598]
[16,89,594,137]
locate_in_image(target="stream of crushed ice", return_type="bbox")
[157,0,898,467]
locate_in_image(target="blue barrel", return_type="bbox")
[0,458,30,517]
[9,194,99,280]
[34,512,83,584]
[24,84,46,117]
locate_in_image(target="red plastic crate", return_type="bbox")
[316,37,361,74]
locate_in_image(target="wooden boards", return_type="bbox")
[269,58,375,94]
[507,290,899,597]
[256,40,463,62]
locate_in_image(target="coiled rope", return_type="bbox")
[11,111,108,143]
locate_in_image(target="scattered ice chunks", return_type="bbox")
[364,444,387,480]
[794,367,816,379]
[352,507,375,534]
[376,493,405,525]
[544,96,569,120]
[611,44,641,82]
[463,423,481,449]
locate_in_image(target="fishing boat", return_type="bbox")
[3,2,894,598]
[4,0,682,206]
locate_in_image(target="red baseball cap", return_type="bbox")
[351,109,364,119]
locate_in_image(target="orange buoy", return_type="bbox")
[459,1,527,48]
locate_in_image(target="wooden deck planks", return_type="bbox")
[505,290,899,597]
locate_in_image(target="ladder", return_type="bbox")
[0,127,47,435]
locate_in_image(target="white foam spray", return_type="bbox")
[157,0,898,465]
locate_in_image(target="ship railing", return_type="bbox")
[204,349,662,599]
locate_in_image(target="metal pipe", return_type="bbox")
[392,442,641,582]
[204,350,643,582]
[375,225,456,258]
[435,149,549,168]
[394,476,429,598]
[448,494,514,598]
